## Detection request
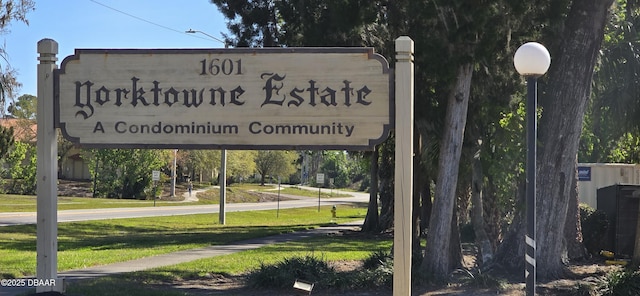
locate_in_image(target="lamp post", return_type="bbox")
[185,28,229,224]
[513,42,551,296]
[185,29,228,48]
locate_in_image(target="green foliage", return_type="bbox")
[581,1,640,163]
[580,204,610,255]
[248,252,394,292]
[212,0,380,48]
[0,124,14,159]
[7,94,36,119]
[0,205,368,278]
[351,255,393,288]
[87,149,165,199]
[362,250,392,270]
[607,132,640,163]
[2,141,35,194]
[481,101,527,221]
[320,151,351,188]
[597,269,640,295]
[227,150,257,180]
[248,254,337,289]
[180,150,256,183]
[277,0,379,46]
[457,268,504,289]
[182,149,219,181]
[254,150,297,185]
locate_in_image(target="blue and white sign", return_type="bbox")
[577,166,591,181]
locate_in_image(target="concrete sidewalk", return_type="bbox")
[0,221,362,296]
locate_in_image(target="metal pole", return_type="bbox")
[170,149,177,197]
[277,177,281,218]
[36,39,62,293]
[219,149,227,224]
[525,76,537,296]
[153,181,157,207]
[318,186,321,212]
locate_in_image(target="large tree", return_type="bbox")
[0,0,35,110]
[254,150,297,185]
[226,150,257,182]
[7,94,36,119]
[534,0,615,279]
[580,0,640,164]
[88,149,167,199]
[413,0,535,277]
[211,0,617,281]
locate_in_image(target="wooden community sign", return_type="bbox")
[54,47,393,150]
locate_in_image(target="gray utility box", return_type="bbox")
[597,184,640,257]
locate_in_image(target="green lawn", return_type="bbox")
[63,235,392,296]
[0,183,356,212]
[0,205,367,278]
[256,185,352,198]
[162,234,392,275]
[0,194,188,212]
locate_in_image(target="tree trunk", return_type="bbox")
[471,149,494,266]
[362,147,380,233]
[422,63,473,278]
[564,160,588,261]
[421,179,432,233]
[378,138,394,231]
[493,177,526,270]
[536,0,613,280]
[484,176,501,251]
[413,129,423,251]
[449,201,462,271]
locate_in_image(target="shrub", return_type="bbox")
[247,255,337,289]
[349,258,393,288]
[248,252,395,292]
[457,268,504,289]
[362,250,392,270]
[597,269,640,295]
[580,204,609,255]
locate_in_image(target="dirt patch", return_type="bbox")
[58,180,94,197]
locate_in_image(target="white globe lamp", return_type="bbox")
[514,42,551,77]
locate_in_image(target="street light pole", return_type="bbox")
[525,75,537,295]
[514,42,551,296]
[186,29,228,48]
[185,28,229,225]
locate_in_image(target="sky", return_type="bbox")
[5,0,229,99]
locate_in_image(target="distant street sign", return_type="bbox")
[152,170,161,181]
[316,173,325,184]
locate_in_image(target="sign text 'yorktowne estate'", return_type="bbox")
[54,48,392,149]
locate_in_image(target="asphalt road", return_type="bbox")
[0,186,369,226]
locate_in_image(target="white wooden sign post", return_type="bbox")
[36,39,61,293]
[394,36,414,296]
[36,37,415,295]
